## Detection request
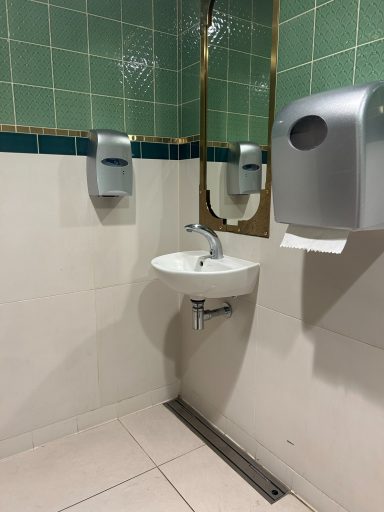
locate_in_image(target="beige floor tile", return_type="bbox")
[161,445,270,511]
[67,468,192,511]
[120,404,204,464]
[0,421,154,512]
[267,494,312,512]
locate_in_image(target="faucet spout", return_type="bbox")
[184,223,223,259]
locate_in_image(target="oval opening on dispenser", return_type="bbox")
[101,157,129,167]
[242,164,260,171]
[289,115,328,151]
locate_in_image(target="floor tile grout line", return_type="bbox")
[55,467,156,512]
[157,465,197,512]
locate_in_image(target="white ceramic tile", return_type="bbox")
[0,154,94,303]
[0,291,99,441]
[265,494,312,512]
[116,392,153,417]
[32,417,77,447]
[292,474,341,512]
[92,159,179,288]
[224,419,258,459]
[77,403,117,432]
[161,445,269,511]
[0,432,33,461]
[259,213,384,351]
[150,380,180,405]
[254,306,384,512]
[179,159,204,251]
[181,295,258,435]
[66,468,192,512]
[0,421,154,512]
[121,404,204,464]
[96,280,180,406]
[255,443,294,490]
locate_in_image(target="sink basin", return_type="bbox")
[151,250,259,299]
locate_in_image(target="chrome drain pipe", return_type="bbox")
[191,299,232,331]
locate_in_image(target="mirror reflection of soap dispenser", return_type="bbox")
[87,129,133,197]
[227,141,262,195]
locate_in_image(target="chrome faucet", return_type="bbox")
[184,223,223,259]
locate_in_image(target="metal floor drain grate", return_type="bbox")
[165,397,288,504]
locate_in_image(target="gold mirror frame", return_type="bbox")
[199,0,280,237]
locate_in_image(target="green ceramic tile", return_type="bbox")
[88,15,122,60]
[155,104,178,137]
[355,40,384,84]
[55,90,91,130]
[92,95,125,131]
[279,0,314,23]
[50,6,87,52]
[214,0,229,16]
[154,0,177,34]
[278,11,313,70]
[208,13,228,47]
[125,99,154,135]
[0,0,7,38]
[314,0,358,59]
[14,84,55,127]
[228,49,251,84]
[53,49,89,93]
[181,25,200,67]
[154,32,177,70]
[209,45,228,80]
[312,50,354,94]
[0,83,15,124]
[227,113,248,141]
[251,55,270,88]
[228,0,252,21]
[181,99,199,136]
[0,39,11,82]
[208,78,227,111]
[208,109,227,140]
[182,63,199,103]
[228,82,249,114]
[228,16,251,53]
[155,69,177,104]
[181,0,199,32]
[122,0,153,28]
[51,0,86,11]
[8,0,49,45]
[358,0,384,45]
[249,115,268,145]
[252,23,272,58]
[123,63,154,101]
[275,63,311,111]
[253,0,273,27]
[11,41,52,87]
[250,86,269,117]
[88,0,121,20]
[123,25,153,66]
[90,56,124,97]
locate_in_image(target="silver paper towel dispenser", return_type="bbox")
[227,141,262,195]
[87,129,133,197]
[272,81,384,230]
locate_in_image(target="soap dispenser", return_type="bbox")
[87,129,133,197]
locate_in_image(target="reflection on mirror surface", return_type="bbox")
[204,0,275,228]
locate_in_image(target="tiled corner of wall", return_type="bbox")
[0,0,179,137]
[206,0,273,145]
[277,0,384,111]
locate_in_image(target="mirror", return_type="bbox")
[199,0,279,237]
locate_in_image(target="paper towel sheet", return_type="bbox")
[281,225,349,254]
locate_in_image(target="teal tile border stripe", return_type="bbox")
[0,132,268,162]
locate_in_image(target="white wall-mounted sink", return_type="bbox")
[151,250,259,299]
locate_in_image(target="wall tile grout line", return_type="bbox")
[352,0,362,85]
[4,0,17,127]
[47,0,58,129]
[309,1,317,94]
[120,0,126,133]
[85,0,93,129]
